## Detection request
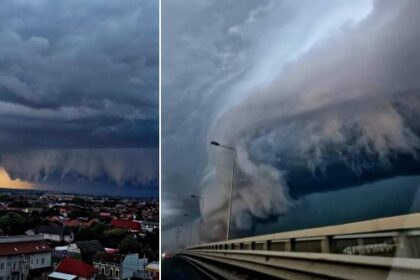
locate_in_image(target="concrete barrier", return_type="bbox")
[179,213,420,279]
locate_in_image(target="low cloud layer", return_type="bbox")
[163,0,420,249]
[0,0,158,192]
[1,148,158,186]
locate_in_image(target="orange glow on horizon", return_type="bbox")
[0,168,32,189]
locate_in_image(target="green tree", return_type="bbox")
[143,244,158,261]
[102,228,128,248]
[118,235,143,254]
[0,212,26,235]
[68,208,97,219]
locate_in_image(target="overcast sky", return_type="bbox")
[162,0,420,252]
[0,0,158,197]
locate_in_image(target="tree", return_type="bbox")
[72,197,88,206]
[0,212,26,235]
[141,231,159,251]
[68,207,97,219]
[102,228,127,248]
[42,207,60,217]
[143,245,158,261]
[118,235,143,254]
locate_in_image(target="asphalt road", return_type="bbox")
[161,257,210,280]
[161,256,283,280]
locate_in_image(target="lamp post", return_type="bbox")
[175,224,181,251]
[183,214,194,246]
[190,194,204,244]
[210,141,236,240]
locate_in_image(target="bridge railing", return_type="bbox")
[179,213,420,279]
[185,213,420,258]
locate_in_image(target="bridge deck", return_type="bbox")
[177,213,420,279]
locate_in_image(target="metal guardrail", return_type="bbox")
[179,213,420,279]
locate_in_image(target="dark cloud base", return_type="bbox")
[35,178,158,198]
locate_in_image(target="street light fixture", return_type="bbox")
[182,214,195,246]
[210,141,219,146]
[210,140,236,240]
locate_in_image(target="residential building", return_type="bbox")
[145,262,159,280]
[36,224,74,243]
[123,254,148,279]
[67,241,104,264]
[98,213,112,221]
[94,253,148,280]
[52,247,78,262]
[63,219,98,229]
[139,221,158,232]
[93,253,123,280]
[0,235,52,280]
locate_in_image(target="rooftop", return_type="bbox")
[94,252,124,264]
[48,272,77,280]
[37,223,65,235]
[75,240,103,254]
[0,235,43,243]
[56,258,96,278]
[111,220,142,231]
[146,262,159,271]
[0,240,51,256]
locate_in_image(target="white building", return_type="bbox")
[0,235,52,280]
[94,253,149,280]
[139,221,158,233]
[123,254,148,279]
[93,253,123,279]
[36,224,74,243]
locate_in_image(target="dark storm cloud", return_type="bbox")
[0,0,158,188]
[211,0,420,231]
[163,0,420,249]
[162,0,275,232]
[2,148,158,186]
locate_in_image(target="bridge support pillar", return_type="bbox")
[263,240,271,251]
[285,239,293,251]
[396,232,412,258]
[320,237,331,253]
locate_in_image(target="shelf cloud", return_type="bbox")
[163,0,420,246]
[0,0,158,194]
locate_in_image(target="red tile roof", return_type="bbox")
[0,241,51,256]
[56,258,96,278]
[63,219,96,228]
[111,220,141,231]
